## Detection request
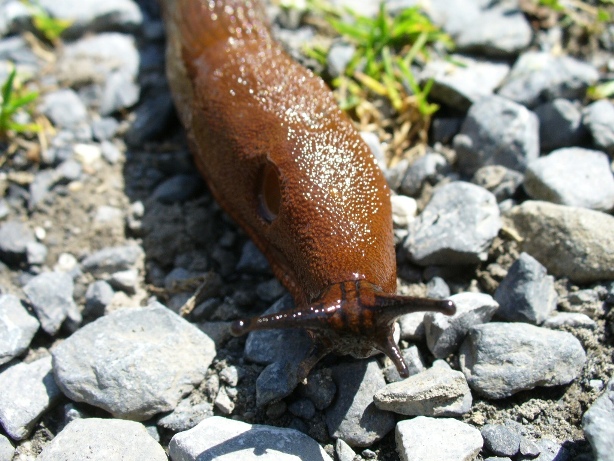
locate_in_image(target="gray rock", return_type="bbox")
[508,201,614,283]
[81,244,143,277]
[26,242,47,266]
[100,140,122,164]
[108,269,138,294]
[52,305,215,420]
[583,99,614,155]
[431,117,463,145]
[37,418,166,461]
[28,170,55,210]
[23,271,77,335]
[519,436,541,457]
[494,252,557,325]
[215,385,235,415]
[0,434,13,461]
[374,361,472,417]
[0,220,35,265]
[0,1,30,38]
[38,0,142,37]
[398,311,426,342]
[425,0,531,57]
[382,344,425,383]
[391,195,417,228]
[542,312,597,330]
[520,438,571,461]
[335,438,356,461]
[421,55,510,111]
[39,89,88,128]
[396,416,483,461]
[524,148,614,212]
[169,416,332,461]
[399,153,448,197]
[59,33,139,82]
[472,165,524,202]
[157,397,213,432]
[84,280,114,318]
[288,398,316,420]
[498,52,599,107]
[404,182,501,265]
[245,295,313,365]
[583,377,614,461]
[453,96,539,175]
[125,87,175,146]
[151,174,202,204]
[100,70,140,115]
[426,276,450,299]
[0,356,61,440]
[256,361,303,407]
[91,117,119,141]
[534,99,587,151]
[481,424,521,457]
[459,322,586,399]
[0,294,39,365]
[326,360,395,447]
[327,42,355,78]
[236,240,271,274]
[425,292,499,358]
[299,368,337,411]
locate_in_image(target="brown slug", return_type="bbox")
[160,0,455,379]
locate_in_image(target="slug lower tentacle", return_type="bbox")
[160,0,456,378]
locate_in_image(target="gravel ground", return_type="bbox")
[0,0,613,460]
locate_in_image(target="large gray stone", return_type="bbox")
[453,95,539,175]
[524,148,614,212]
[459,323,586,398]
[404,182,501,265]
[169,416,332,461]
[374,361,472,417]
[52,304,215,420]
[396,416,483,461]
[508,201,614,283]
[498,52,599,107]
[583,378,614,461]
[325,360,395,447]
[23,271,78,335]
[583,99,614,155]
[0,356,61,440]
[37,418,166,461]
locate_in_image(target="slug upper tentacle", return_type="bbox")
[161,0,456,378]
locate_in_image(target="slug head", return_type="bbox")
[231,280,456,379]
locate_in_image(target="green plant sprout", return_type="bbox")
[0,66,40,141]
[21,0,73,44]
[587,80,614,100]
[538,0,611,32]
[305,1,452,115]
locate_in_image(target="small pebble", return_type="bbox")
[374,361,472,417]
[0,356,61,440]
[335,438,356,461]
[425,292,499,359]
[81,244,144,277]
[214,386,235,415]
[299,368,337,411]
[481,423,521,457]
[534,99,587,151]
[0,294,39,365]
[39,89,88,128]
[0,220,35,265]
[494,252,557,325]
[472,165,524,203]
[396,416,483,461]
[399,152,448,197]
[542,312,597,330]
[23,271,78,335]
[325,360,395,447]
[288,398,316,420]
[157,398,213,432]
[582,99,614,154]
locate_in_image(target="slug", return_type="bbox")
[160,0,455,379]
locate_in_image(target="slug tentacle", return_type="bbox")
[231,281,456,378]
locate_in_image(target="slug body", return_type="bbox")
[161,0,454,378]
